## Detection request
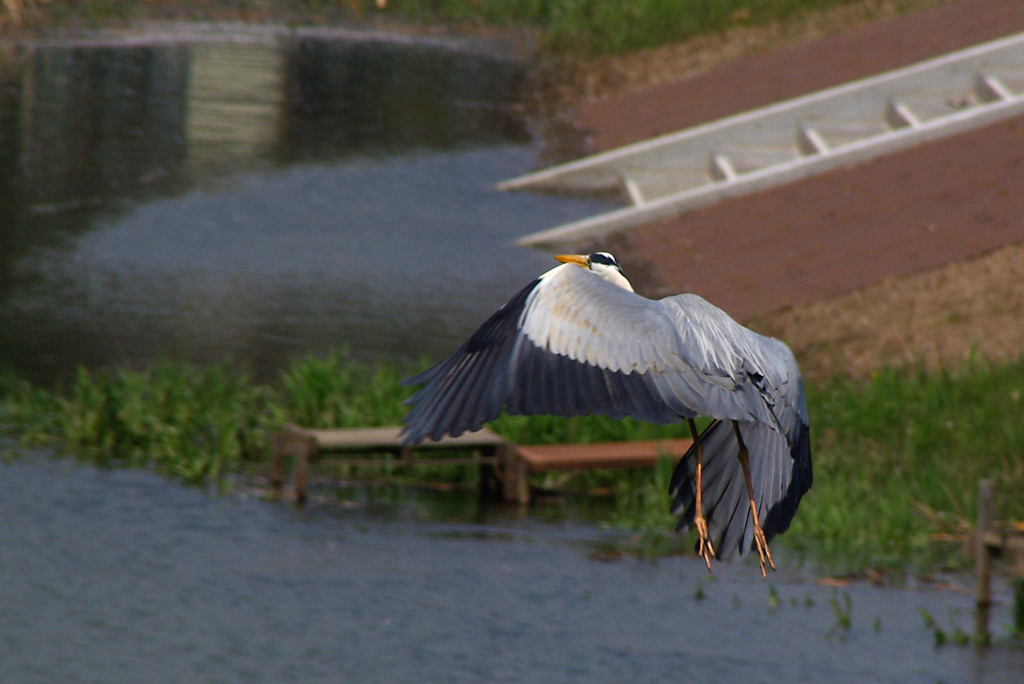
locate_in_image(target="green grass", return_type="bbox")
[281,351,417,429]
[3,351,1024,573]
[1,363,280,484]
[789,358,1024,571]
[6,0,917,55]
[392,0,885,53]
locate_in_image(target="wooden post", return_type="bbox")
[514,453,529,506]
[975,478,994,643]
[270,432,286,499]
[294,436,315,507]
[477,446,495,501]
[500,444,517,503]
[501,445,529,505]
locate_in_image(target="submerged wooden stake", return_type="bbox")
[975,478,994,643]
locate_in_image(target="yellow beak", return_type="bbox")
[555,254,589,268]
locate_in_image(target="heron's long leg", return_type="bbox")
[688,418,715,571]
[732,420,776,578]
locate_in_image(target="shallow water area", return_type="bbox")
[2,452,1021,684]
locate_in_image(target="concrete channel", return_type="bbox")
[502,31,1024,248]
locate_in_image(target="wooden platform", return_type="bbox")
[515,439,692,471]
[270,424,513,505]
[504,438,693,505]
[270,425,692,506]
[297,425,506,450]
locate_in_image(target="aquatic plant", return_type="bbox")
[920,607,976,647]
[767,584,780,610]
[825,591,852,641]
[1,363,280,484]
[280,350,421,429]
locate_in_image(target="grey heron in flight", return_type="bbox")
[401,252,812,575]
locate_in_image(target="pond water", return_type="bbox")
[1,26,1022,684]
[0,26,616,383]
[1,452,1022,684]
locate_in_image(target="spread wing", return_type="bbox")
[401,264,786,444]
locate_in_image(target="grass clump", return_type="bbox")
[281,351,419,429]
[2,363,279,484]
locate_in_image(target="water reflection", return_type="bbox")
[0,29,616,382]
[8,29,528,206]
[279,30,529,162]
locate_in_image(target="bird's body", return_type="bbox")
[401,253,812,571]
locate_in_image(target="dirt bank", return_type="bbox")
[750,242,1024,380]
[570,0,1024,152]
[560,0,1024,376]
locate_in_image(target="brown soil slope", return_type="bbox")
[577,0,1024,151]
[749,242,1024,380]
[608,115,1024,322]
[566,0,1024,375]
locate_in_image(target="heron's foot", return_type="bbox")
[752,521,776,579]
[694,514,716,572]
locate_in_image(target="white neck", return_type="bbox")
[591,264,634,292]
[607,269,634,292]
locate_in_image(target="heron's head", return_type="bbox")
[555,252,634,292]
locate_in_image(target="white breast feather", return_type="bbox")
[520,265,662,375]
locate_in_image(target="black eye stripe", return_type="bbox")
[588,252,618,267]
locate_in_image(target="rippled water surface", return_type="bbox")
[2,454,1022,684]
[0,28,616,382]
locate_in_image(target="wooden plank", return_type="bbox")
[273,424,511,507]
[516,438,692,472]
[977,529,1024,578]
[316,456,500,468]
[283,425,506,450]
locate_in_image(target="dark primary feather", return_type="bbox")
[401,278,540,443]
[669,416,812,559]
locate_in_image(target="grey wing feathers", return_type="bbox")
[668,332,812,559]
[402,265,789,444]
[659,294,794,433]
[401,277,538,443]
[401,270,685,444]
